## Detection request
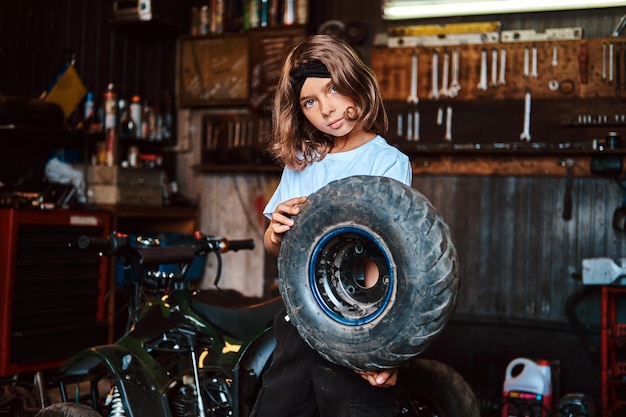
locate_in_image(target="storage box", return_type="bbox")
[84,166,164,206]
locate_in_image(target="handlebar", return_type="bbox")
[78,232,255,266]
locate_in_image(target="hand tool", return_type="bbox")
[520,90,532,142]
[498,48,507,86]
[477,49,488,91]
[551,45,558,67]
[449,48,461,97]
[412,110,420,141]
[612,14,626,37]
[444,106,452,142]
[440,50,450,97]
[531,45,538,78]
[407,51,419,104]
[429,50,440,100]
[490,48,498,88]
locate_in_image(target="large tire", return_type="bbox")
[395,359,480,417]
[278,175,459,371]
[34,403,101,417]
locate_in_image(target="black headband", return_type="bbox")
[290,60,331,100]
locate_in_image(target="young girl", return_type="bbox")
[252,34,412,417]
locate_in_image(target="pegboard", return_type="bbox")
[371,37,626,102]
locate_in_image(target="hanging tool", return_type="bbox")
[477,49,488,91]
[490,48,498,88]
[429,50,440,100]
[440,50,450,97]
[444,106,452,142]
[612,14,626,37]
[551,45,558,67]
[449,48,461,97]
[407,51,419,104]
[530,45,538,78]
[498,48,507,86]
[520,90,531,142]
[561,159,577,221]
[412,110,420,141]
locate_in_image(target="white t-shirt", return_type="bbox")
[264,135,412,218]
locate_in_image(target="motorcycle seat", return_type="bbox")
[191,291,284,342]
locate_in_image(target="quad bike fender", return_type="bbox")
[234,326,277,416]
[60,345,172,417]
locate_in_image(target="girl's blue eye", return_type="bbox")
[304,99,315,108]
[329,85,337,93]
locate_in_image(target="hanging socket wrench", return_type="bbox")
[520,90,532,142]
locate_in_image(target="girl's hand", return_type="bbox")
[264,196,307,256]
[354,368,398,388]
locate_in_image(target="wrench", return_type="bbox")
[429,50,440,100]
[412,110,420,141]
[440,50,450,97]
[444,106,452,142]
[520,90,532,142]
[407,52,419,104]
[498,48,507,86]
[449,48,461,97]
[490,48,498,88]
[551,45,558,67]
[477,49,488,91]
[531,46,538,78]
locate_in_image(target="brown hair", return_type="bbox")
[269,35,388,171]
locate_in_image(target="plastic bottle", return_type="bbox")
[103,83,118,166]
[130,95,142,138]
[502,358,552,417]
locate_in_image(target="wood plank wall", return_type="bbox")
[417,174,624,323]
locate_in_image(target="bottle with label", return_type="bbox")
[103,83,118,166]
[130,95,143,138]
[502,358,552,417]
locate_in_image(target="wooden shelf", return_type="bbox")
[410,151,624,177]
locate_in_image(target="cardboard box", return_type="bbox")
[84,166,164,206]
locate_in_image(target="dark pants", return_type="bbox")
[249,310,404,417]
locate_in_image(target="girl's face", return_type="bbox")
[298,77,358,139]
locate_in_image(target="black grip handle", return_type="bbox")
[225,239,255,252]
[138,245,198,266]
[78,234,125,255]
